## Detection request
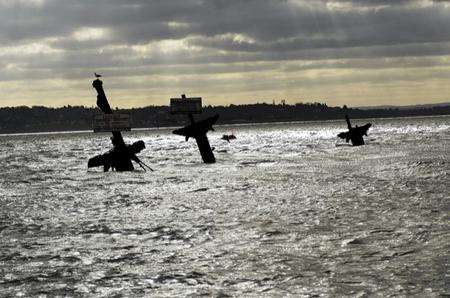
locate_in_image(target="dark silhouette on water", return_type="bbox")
[171,94,218,163]
[221,134,236,142]
[337,115,372,146]
[88,76,152,172]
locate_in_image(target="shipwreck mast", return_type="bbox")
[170,94,218,163]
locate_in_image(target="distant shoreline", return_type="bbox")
[1,102,449,134]
[1,114,448,137]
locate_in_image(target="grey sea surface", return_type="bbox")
[0,116,449,297]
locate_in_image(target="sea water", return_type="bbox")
[0,116,448,296]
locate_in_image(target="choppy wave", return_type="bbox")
[0,116,449,296]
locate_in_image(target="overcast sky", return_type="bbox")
[1,0,449,107]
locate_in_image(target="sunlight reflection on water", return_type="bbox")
[0,116,449,296]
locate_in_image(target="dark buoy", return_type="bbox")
[337,115,372,146]
[171,95,218,164]
[88,75,152,172]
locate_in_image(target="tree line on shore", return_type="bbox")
[0,102,449,134]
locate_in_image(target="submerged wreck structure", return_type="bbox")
[88,75,150,172]
[337,115,372,146]
[221,134,236,142]
[171,95,218,163]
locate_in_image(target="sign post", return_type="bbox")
[170,97,202,114]
[93,114,131,132]
[88,76,147,172]
[170,94,218,164]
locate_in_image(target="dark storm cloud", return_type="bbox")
[19,42,450,72]
[1,0,450,107]
[1,0,449,48]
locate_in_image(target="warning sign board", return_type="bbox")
[170,97,202,114]
[93,114,131,132]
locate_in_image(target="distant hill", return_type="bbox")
[0,102,449,134]
[358,102,450,110]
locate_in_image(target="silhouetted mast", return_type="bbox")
[170,94,218,163]
[337,115,372,146]
[88,75,149,171]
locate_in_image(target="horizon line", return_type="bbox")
[1,101,449,110]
